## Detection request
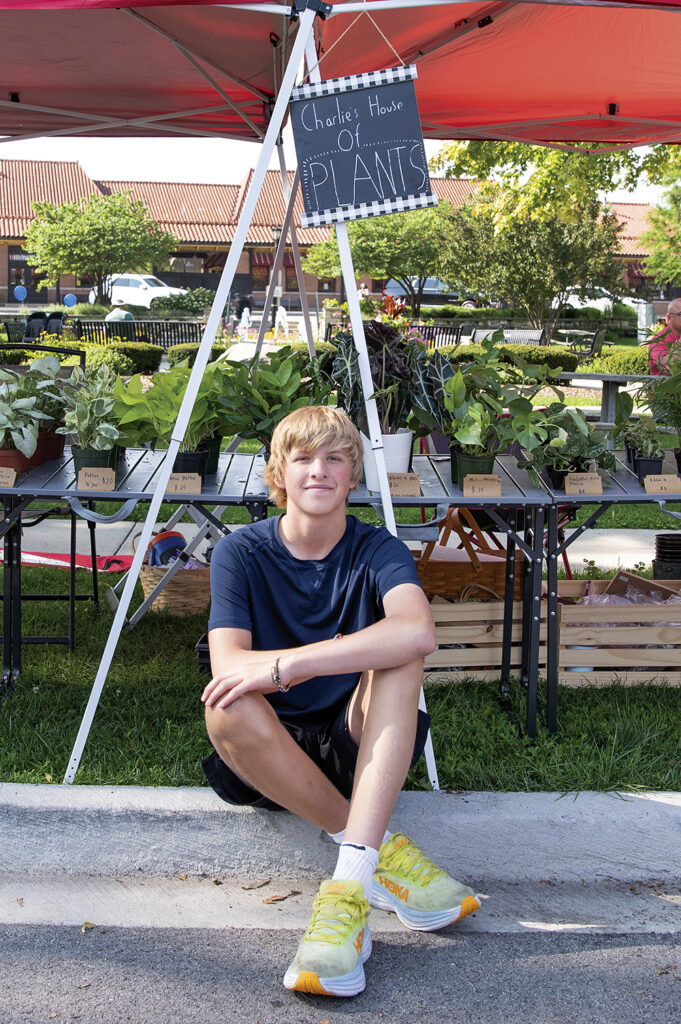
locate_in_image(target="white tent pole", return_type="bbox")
[63,4,320,785]
[304,32,439,791]
[276,143,316,357]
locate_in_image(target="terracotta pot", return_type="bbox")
[0,447,32,476]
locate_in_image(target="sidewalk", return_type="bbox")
[18,515,667,570]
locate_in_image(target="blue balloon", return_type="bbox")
[13,284,27,302]
[63,293,77,308]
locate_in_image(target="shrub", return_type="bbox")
[427,343,579,372]
[70,302,110,317]
[167,341,231,367]
[0,347,32,364]
[150,287,215,315]
[420,305,523,321]
[588,345,649,374]
[99,341,163,373]
[611,302,637,319]
[62,346,135,375]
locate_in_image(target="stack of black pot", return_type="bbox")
[652,533,681,581]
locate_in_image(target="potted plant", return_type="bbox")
[428,333,566,487]
[519,407,616,489]
[328,322,431,489]
[19,355,67,462]
[639,364,681,473]
[211,346,334,454]
[56,363,121,475]
[113,363,221,481]
[0,373,53,475]
[624,417,667,483]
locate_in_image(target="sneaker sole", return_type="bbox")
[370,882,480,931]
[283,929,372,997]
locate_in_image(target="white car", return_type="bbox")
[89,274,187,309]
[553,289,642,313]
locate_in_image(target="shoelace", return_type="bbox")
[382,834,445,886]
[304,892,367,946]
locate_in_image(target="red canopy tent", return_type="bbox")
[2,1,681,151]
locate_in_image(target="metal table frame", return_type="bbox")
[543,450,681,733]
[1,448,551,734]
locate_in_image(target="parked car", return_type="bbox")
[89,274,187,309]
[383,277,479,308]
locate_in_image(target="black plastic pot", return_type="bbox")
[173,448,208,482]
[633,455,663,485]
[451,449,495,488]
[71,447,117,476]
[625,440,636,466]
[543,467,567,491]
[675,450,681,474]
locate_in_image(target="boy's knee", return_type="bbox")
[205,693,276,751]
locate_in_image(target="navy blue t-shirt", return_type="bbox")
[208,515,420,721]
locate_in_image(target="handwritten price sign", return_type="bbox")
[564,473,603,496]
[462,474,502,498]
[643,474,681,494]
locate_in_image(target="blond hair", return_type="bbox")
[264,406,363,507]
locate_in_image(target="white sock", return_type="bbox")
[327,828,391,847]
[332,842,378,900]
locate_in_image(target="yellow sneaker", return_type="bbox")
[283,880,371,997]
[371,833,480,931]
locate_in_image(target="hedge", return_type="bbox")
[167,341,232,367]
[588,345,649,374]
[61,347,136,375]
[91,341,163,373]
[428,343,579,372]
[420,305,525,321]
[151,287,216,315]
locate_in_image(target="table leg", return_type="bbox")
[524,506,545,739]
[2,498,13,696]
[601,381,619,448]
[500,509,517,687]
[545,506,559,735]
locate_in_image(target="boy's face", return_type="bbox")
[276,443,358,517]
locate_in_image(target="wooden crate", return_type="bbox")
[425,596,547,684]
[554,579,681,687]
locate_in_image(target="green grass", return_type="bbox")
[2,567,680,792]
[573,502,681,530]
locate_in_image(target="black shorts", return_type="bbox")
[202,699,431,810]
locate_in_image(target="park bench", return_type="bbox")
[470,327,546,346]
[71,319,204,351]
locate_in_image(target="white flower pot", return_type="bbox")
[361,429,413,492]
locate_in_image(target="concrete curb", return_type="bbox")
[2,784,680,885]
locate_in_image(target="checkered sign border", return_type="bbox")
[301,191,438,229]
[291,64,417,103]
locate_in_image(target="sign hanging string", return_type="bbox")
[304,9,406,84]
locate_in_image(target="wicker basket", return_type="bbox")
[133,532,211,615]
[139,562,211,615]
[414,508,524,602]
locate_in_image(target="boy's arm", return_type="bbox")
[202,582,435,710]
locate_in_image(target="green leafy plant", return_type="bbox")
[212,347,333,451]
[639,363,681,449]
[0,373,52,456]
[56,363,121,452]
[621,416,667,459]
[519,407,616,476]
[167,342,231,367]
[113,362,221,453]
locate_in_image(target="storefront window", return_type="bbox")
[317,277,336,293]
[285,266,299,292]
[252,266,268,290]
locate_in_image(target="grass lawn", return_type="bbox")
[2,567,680,793]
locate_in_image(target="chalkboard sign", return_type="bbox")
[290,65,437,229]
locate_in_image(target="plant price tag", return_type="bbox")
[388,472,421,496]
[643,474,681,494]
[77,468,116,491]
[166,472,202,495]
[0,467,17,488]
[463,474,501,498]
[564,473,603,496]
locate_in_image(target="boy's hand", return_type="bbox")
[201,651,303,709]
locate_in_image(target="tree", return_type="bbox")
[24,191,177,304]
[302,205,455,316]
[642,183,681,287]
[429,140,678,217]
[439,189,624,339]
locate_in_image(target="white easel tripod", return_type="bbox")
[64,0,438,790]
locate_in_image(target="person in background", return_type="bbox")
[646,298,681,374]
[202,406,480,1000]
[357,282,370,301]
[104,298,134,323]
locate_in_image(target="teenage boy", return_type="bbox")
[202,406,480,998]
